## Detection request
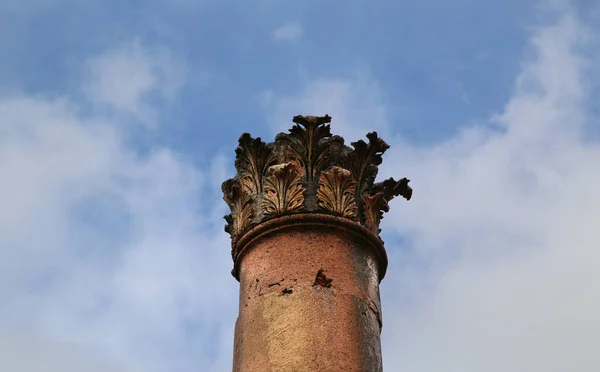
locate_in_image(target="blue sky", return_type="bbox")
[0,0,549,147]
[1,0,600,371]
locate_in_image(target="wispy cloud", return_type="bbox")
[272,21,303,42]
[83,39,187,126]
[379,13,600,371]
[3,1,600,371]
[264,10,600,372]
[262,71,389,141]
[0,46,234,372]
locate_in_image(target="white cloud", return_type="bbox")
[264,9,600,372]
[272,21,303,42]
[4,4,599,372]
[262,71,390,142]
[0,333,128,372]
[0,46,234,371]
[379,13,600,372]
[83,39,187,125]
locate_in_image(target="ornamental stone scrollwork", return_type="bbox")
[222,178,254,245]
[263,162,305,217]
[317,166,358,219]
[222,115,412,257]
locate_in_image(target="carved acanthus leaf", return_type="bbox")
[274,115,333,179]
[235,133,277,194]
[362,192,388,235]
[344,132,390,192]
[234,133,277,220]
[263,162,305,217]
[222,178,254,247]
[274,115,344,210]
[317,166,358,219]
[222,115,413,263]
[363,177,413,234]
[342,132,390,223]
[371,177,413,202]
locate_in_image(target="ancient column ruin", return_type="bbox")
[222,115,412,372]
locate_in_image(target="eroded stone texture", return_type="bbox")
[222,115,412,372]
[222,114,412,270]
[233,215,384,372]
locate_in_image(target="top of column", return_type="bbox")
[221,115,412,265]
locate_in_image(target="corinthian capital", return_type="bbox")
[222,115,412,259]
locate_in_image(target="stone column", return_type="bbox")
[222,115,412,372]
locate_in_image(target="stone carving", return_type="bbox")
[234,133,278,220]
[222,178,254,248]
[317,166,358,219]
[222,115,412,254]
[274,114,345,210]
[363,177,412,234]
[263,162,305,217]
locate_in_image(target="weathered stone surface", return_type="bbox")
[223,116,412,372]
[222,115,412,274]
[233,215,384,372]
